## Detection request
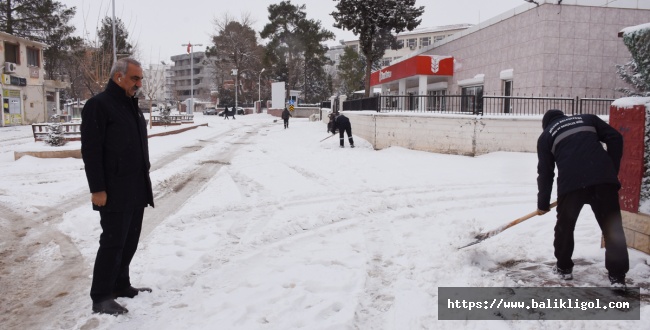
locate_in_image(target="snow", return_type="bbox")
[0,113,648,329]
[620,23,650,35]
[611,97,650,109]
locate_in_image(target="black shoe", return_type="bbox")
[113,286,152,298]
[340,145,344,148]
[92,299,128,315]
[608,274,626,289]
[552,265,573,280]
[351,145,355,148]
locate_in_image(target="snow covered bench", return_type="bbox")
[31,123,81,142]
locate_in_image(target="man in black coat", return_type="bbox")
[329,112,355,148]
[81,58,155,315]
[537,109,628,287]
[281,107,292,129]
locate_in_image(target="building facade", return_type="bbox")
[0,32,68,126]
[369,0,650,106]
[170,51,215,103]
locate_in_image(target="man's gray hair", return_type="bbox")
[109,57,141,78]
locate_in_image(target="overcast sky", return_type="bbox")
[62,0,527,66]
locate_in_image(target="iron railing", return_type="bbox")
[341,95,614,116]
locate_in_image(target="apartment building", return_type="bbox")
[0,32,68,126]
[170,51,215,103]
[333,24,472,68]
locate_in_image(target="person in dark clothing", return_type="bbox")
[81,58,154,315]
[224,106,230,120]
[536,109,628,287]
[281,107,292,129]
[329,112,354,148]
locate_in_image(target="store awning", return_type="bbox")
[370,55,454,87]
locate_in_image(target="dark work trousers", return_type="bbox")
[283,118,289,128]
[554,184,629,276]
[338,125,354,147]
[90,208,145,302]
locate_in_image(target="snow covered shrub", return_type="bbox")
[616,23,650,97]
[44,123,67,146]
[619,23,650,211]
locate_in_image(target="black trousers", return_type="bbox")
[90,208,144,302]
[554,184,628,276]
[338,125,354,146]
[283,118,289,128]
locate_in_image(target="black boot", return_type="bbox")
[114,286,153,298]
[92,299,128,315]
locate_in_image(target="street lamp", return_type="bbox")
[258,68,265,110]
[181,42,203,114]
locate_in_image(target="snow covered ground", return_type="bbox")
[0,113,648,329]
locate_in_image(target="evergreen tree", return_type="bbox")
[97,17,134,58]
[261,1,334,101]
[332,0,424,97]
[337,46,366,97]
[616,24,650,97]
[45,123,66,146]
[0,0,80,79]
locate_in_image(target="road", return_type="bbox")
[0,118,273,329]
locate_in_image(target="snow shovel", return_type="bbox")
[319,134,335,142]
[458,201,557,249]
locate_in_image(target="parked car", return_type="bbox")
[203,108,218,115]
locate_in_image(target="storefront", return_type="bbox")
[370,55,454,111]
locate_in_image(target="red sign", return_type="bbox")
[370,55,454,87]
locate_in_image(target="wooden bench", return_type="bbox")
[150,114,193,126]
[32,123,81,141]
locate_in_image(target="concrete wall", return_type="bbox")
[339,111,542,156]
[269,107,320,118]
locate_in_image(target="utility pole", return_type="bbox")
[181,42,203,114]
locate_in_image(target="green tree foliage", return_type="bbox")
[0,0,80,79]
[207,15,263,104]
[97,17,134,58]
[332,0,424,96]
[261,1,334,102]
[337,46,366,97]
[616,24,650,97]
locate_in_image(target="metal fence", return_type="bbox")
[341,95,614,116]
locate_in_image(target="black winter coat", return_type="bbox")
[81,79,154,211]
[537,111,622,210]
[281,109,292,120]
[333,114,350,132]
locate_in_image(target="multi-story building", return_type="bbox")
[170,51,215,103]
[0,32,68,126]
[369,0,650,105]
[142,63,171,105]
[335,24,473,68]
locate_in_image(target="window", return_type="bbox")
[4,42,19,64]
[428,90,447,111]
[461,85,483,114]
[503,80,513,113]
[420,37,431,48]
[27,48,40,67]
[407,38,417,49]
[434,36,445,42]
[381,58,391,67]
[395,39,404,49]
